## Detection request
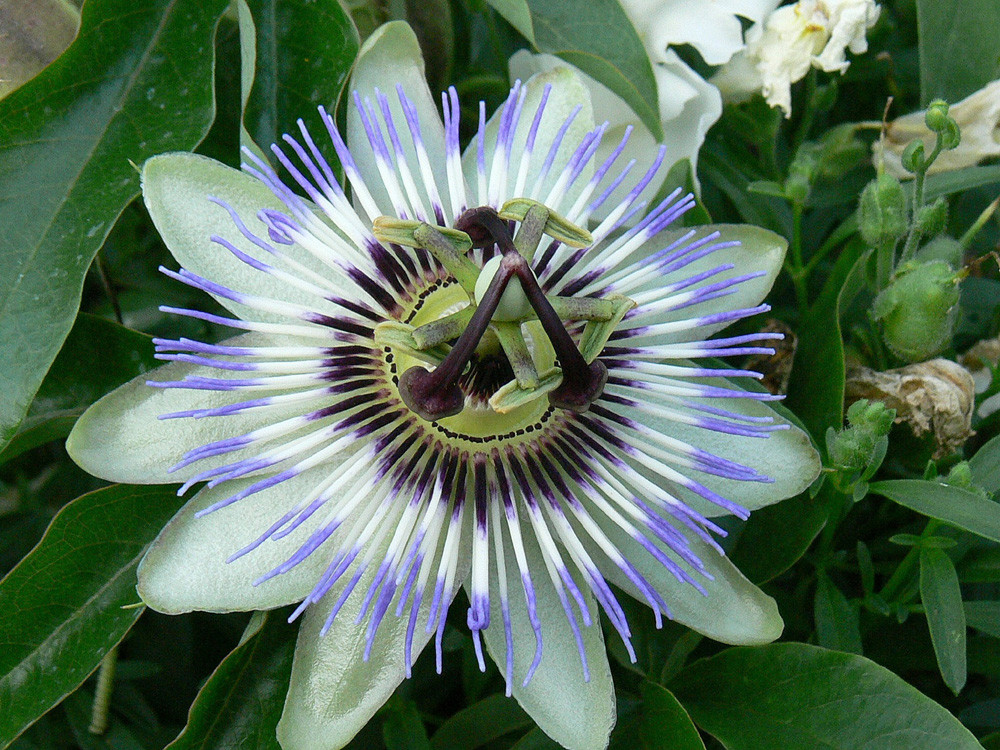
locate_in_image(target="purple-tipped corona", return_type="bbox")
[68,24,820,750]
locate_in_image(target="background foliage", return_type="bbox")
[2,0,1000,747]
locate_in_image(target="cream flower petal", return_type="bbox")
[481,533,615,750]
[346,21,452,222]
[138,463,359,614]
[277,539,471,750]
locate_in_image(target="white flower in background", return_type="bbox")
[67,21,819,750]
[875,79,1000,178]
[511,1,778,216]
[713,0,881,116]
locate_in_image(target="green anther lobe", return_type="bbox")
[492,321,539,388]
[411,306,474,349]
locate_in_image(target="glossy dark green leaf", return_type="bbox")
[510,727,562,750]
[964,601,1000,639]
[166,611,296,749]
[239,0,358,163]
[923,164,1000,203]
[870,479,1000,543]
[730,486,830,584]
[431,693,532,750]
[920,547,967,693]
[670,643,982,749]
[0,0,228,452]
[383,698,431,750]
[0,0,79,98]
[485,0,535,42]
[917,0,1000,104]
[970,433,1000,494]
[785,242,865,444]
[0,313,156,464]
[638,682,705,750]
[958,548,1000,583]
[526,0,662,141]
[814,572,863,655]
[0,484,185,746]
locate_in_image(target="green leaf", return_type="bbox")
[0,0,79,99]
[638,682,706,750]
[670,643,982,749]
[870,479,1000,543]
[0,484,185,746]
[920,547,967,693]
[814,572,863,655]
[785,241,866,444]
[526,0,662,141]
[970,433,1000,494]
[510,728,562,750]
[917,0,1000,104]
[238,0,359,164]
[431,694,532,750]
[964,601,1000,639]
[383,698,432,750]
[485,0,535,43]
[0,313,156,464]
[923,164,1000,203]
[0,0,229,452]
[958,548,1000,583]
[166,611,296,749]
[729,485,831,584]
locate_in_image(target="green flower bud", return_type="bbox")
[901,140,925,173]
[939,118,961,150]
[827,399,896,474]
[925,100,950,132]
[914,235,962,268]
[913,197,949,236]
[859,173,907,248]
[872,260,961,361]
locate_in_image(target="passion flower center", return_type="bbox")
[372,202,633,423]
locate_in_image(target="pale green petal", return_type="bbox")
[142,153,354,323]
[347,21,450,219]
[481,534,615,750]
[66,333,311,485]
[587,519,783,645]
[622,389,820,515]
[278,535,472,750]
[462,65,595,214]
[508,51,721,220]
[138,462,359,614]
[621,224,787,344]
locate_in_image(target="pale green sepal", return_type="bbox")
[137,464,354,614]
[277,536,472,750]
[67,333,312,485]
[588,522,783,645]
[626,383,820,515]
[141,153,354,323]
[481,533,615,750]
[347,22,452,220]
[462,67,594,214]
[618,225,786,345]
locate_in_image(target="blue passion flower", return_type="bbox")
[68,22,819,750]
